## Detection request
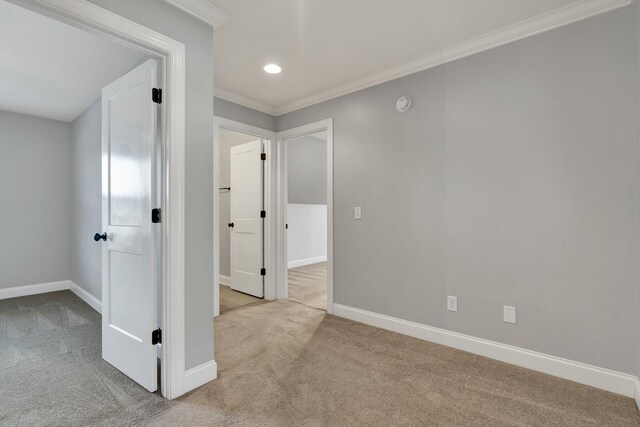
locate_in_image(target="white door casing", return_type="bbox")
[276,119,334,313]
[101,59,159,392]
[230,140,264,297]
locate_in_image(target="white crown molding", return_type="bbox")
[164,0,229,29]
[215,0,631,117]
[214,87,276,115]
[333,303,638,398]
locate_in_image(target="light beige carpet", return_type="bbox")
[219,283,263,313]
[149,300,640,426]
[288,261,326,310]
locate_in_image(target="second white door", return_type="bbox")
[230,140,264,297]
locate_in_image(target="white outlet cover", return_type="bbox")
[504,305,516,324]
[354,206,362,219]
[447,296,457,312]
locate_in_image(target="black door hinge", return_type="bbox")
[260,210,266,218]
[152,328,162,345]
[152,88,162,104]
[261,153,266,161]
[260,268,266,276]
[152,208,161,223]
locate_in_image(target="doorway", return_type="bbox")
[0,0,189,399]
[213,118,333,314]
[213,117,276,316]
[277,119,334,314]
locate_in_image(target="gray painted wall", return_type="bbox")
[214,97,276,131]
[287,133,327,205]
[88,0,214,370]
[277,8,637,375]
[71,99,102,300]
[0,110,72,288]
[634,2,640,380]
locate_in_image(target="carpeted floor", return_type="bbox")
[154,300,640,426]
[288,261,326,310]
[0,291,173,426]
[2,291,640,426]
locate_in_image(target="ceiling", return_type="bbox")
[0,0,147,122]
[211,0,627,115]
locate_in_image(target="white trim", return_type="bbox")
[0,280,102,314]
[276,119,334,313]
[68,281,102,314]
[214,88,276,116]
[0,280,69,300]
[213,0,631,116]
[288,256,327,269]
[163,0,229,29]
[635,379,640,411]
[219,275,231,286]
[22,0,192,399]
[182,359,218,392]
[213,117,277,318]
[333,303,638,398]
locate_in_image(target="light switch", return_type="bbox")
[503,305,516,324]
[354,207,362,220]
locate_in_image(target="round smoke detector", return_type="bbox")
[396,96,412,112]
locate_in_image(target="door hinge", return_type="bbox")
[152,328,162,345]
[260,268,266,276]
[152,208,161,223]
[152,88,162,104]
[260,210,266,218]
[261,153,266,161]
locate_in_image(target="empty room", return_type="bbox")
[4,0,640,425]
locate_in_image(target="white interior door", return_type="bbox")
[101,59,158,392]
[230,140,264,297]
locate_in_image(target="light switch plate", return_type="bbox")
[354,207,362,219]
[447,296,457,312]
[503,305,516,324]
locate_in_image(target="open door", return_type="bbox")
[99,59,159,392]
[229,140,264,298]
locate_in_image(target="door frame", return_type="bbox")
[17,0,189,399]
[213,117,276,316]
[276,119,334,314]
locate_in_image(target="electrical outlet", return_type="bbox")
[354,206,362,219]
[447,296,457,312]
[503,305,516,324]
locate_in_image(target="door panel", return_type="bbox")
[101,59,158,392]
[230,140,264,297]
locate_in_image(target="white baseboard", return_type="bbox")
[288,255,327,269]
[635,378,640,411]
[0,280,69,300]
[332,303,638,398]
[69,281,102,314]
[0,280,102,315]
[219,275,231,286]
[181,359,217,394]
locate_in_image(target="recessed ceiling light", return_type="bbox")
[263,64,282,74]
